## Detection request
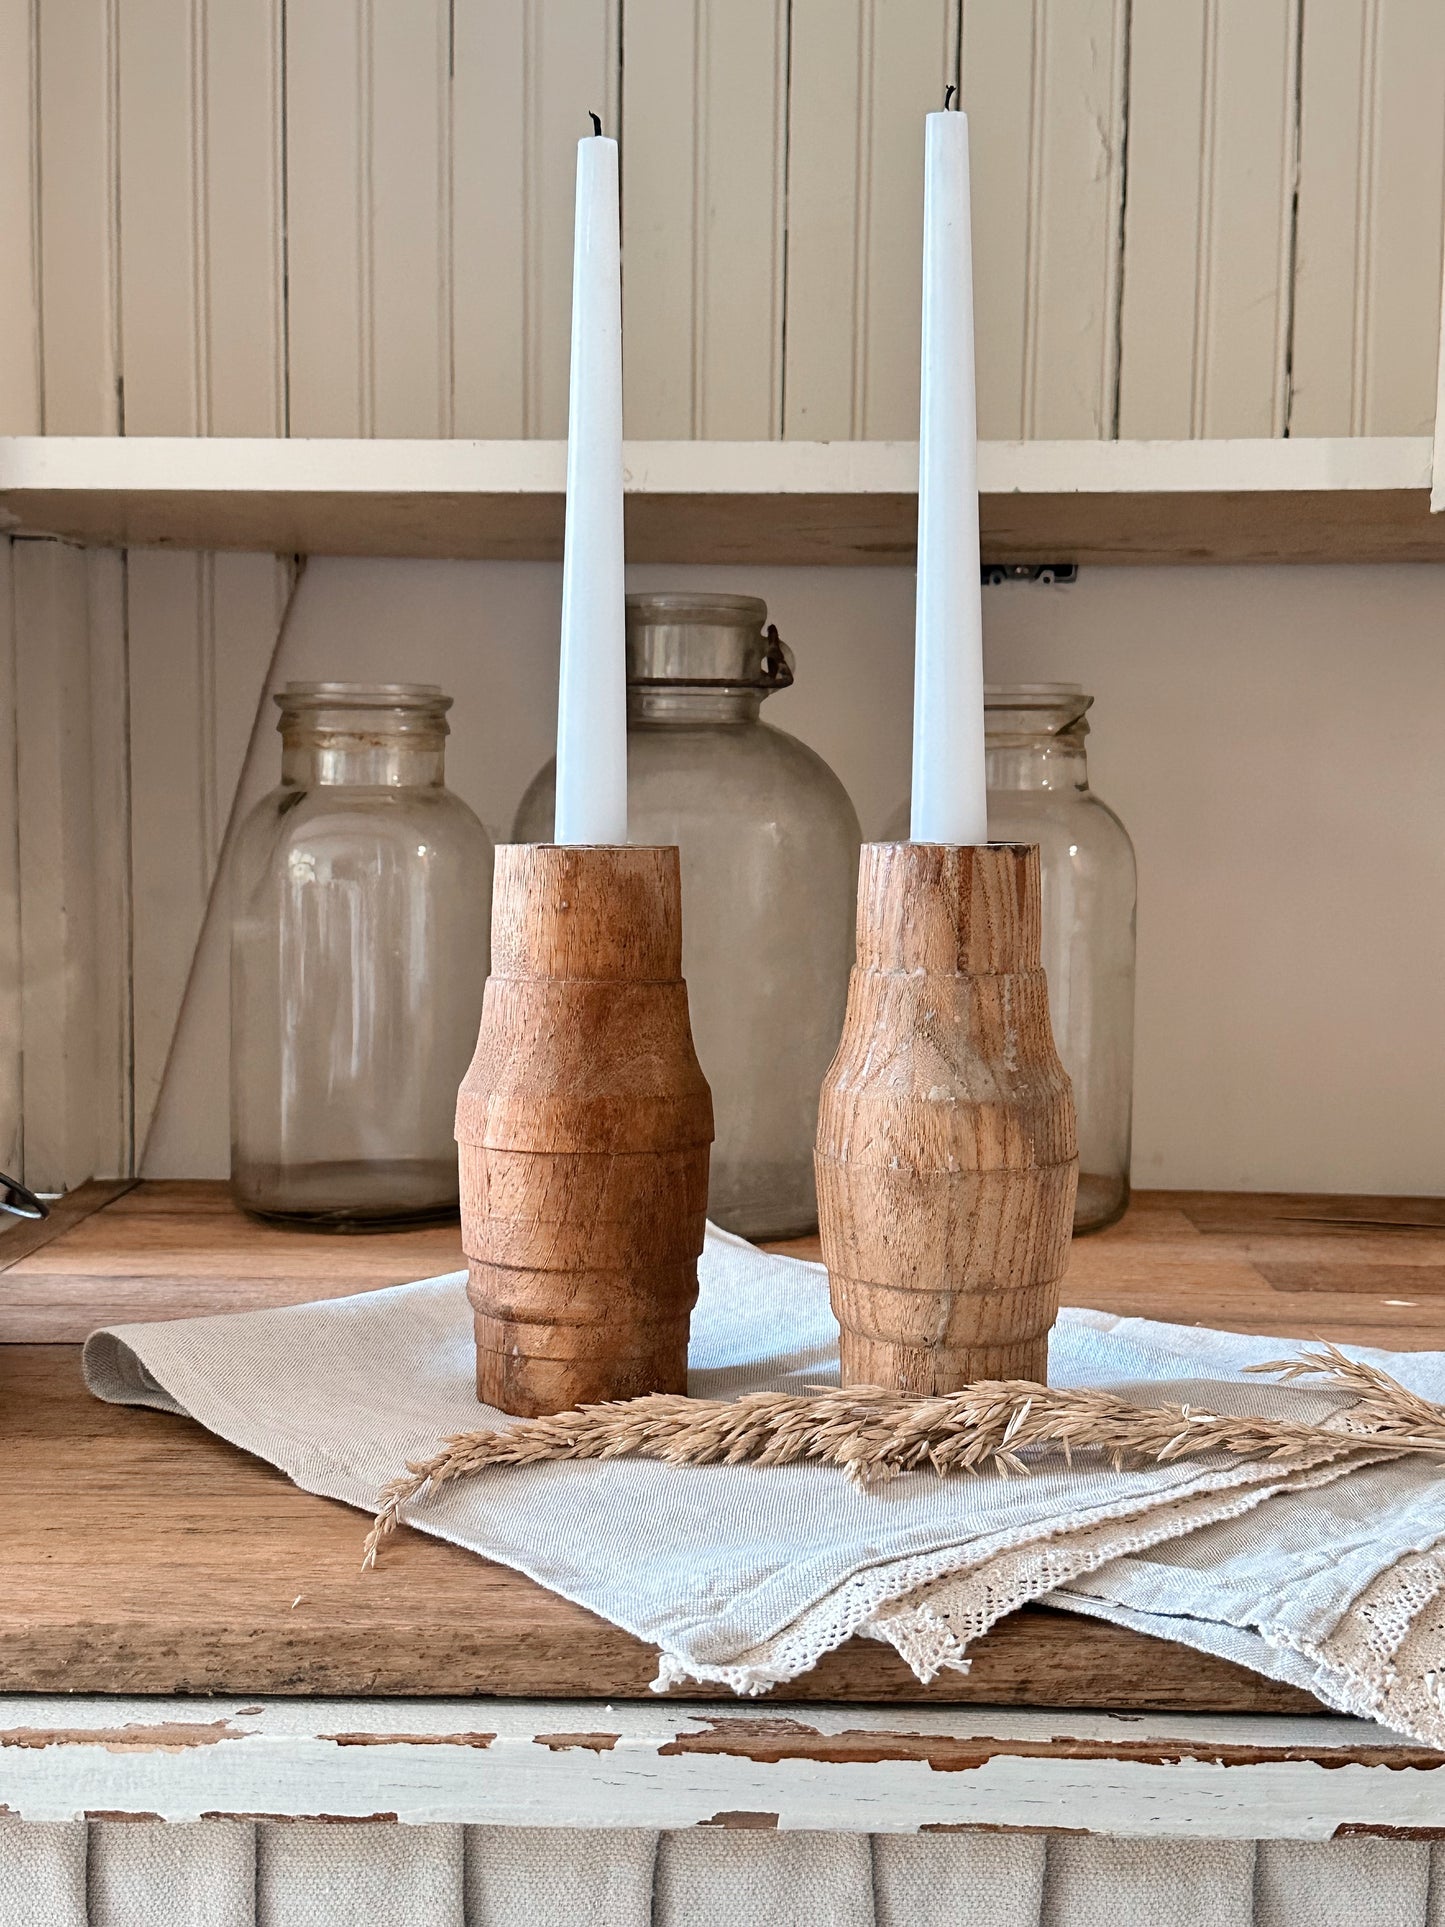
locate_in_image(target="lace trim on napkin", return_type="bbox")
[651,1446,1358,1696]
[1260,1549,1445,1746]
[866,1454,1370,1682]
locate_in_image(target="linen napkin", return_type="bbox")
[82,1230,1445,1734]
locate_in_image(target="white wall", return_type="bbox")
[7,1,1445,444]
[145,557,1445,1198]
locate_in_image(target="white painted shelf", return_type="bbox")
[0,435,1438,566]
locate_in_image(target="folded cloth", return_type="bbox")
[82,1230,1445,1732]
[1029,1312,1445,1744]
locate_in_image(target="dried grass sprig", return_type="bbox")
[362,1344,1445,1569]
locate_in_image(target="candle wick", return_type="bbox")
[944,84,956,110]
[588,109,602,136]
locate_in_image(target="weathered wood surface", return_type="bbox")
[456,845,713,1416]
[10,479,1445,570]
[3,437,1444,569]
[4,1698,1442,1833]
[3,1181,1444,1706]
[817,843,1078,1389]
[10,1181,1442,1353]
[6,1338,1313,1709]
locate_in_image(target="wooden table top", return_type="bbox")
[4,1180,1443,1710]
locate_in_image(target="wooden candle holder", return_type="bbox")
[815,841,1078,1392]
[455,844,713,1418]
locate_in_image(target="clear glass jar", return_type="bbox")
[514,592,862,1239]
[230,682,493,1227]
[885,683,1137,1232]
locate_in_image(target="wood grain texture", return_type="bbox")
[456,845,714,1416]
[0,1342,1314,1710]
[8,451,1445,566]
[6,1181,1443,1351]
[2,1180,1442,1703]
[816,843,1078,1390]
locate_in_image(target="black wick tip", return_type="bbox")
[589,109,602,136]
[944,84,957,110]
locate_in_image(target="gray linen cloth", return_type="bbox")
[83,1229,1445,1731]
[6,1821,1444,1927]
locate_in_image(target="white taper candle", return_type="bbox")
[909,104,988,846]
[554,129,628,846]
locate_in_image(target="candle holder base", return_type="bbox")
[456,844,713,1418]
[815,841,1078,1393]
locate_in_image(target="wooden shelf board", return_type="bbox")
[0,435,1437,565]
[5,1181,1445,1706]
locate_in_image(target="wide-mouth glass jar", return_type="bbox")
[230,681,493,1228]
[885,682,1137,1232]
[985,684,1137,1232]
[515,592,862,1238]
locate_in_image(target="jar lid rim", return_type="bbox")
[984,682,1091,702]
[626,591,768,623]
[275,680,452,711]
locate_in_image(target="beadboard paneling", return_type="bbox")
[117,0,202,434]
[86,548,132,1180]
[450,1,525,438]
[693,0,789,438]
[783,0,957,440]
[368,0,451,438]
[128,551,292,1161]
[13,539,99,1191]
[0,0,42,434]
[282,0,464,437]
[1118,0,1298,439]
[450,0,618,441]
[6,539,130,1190]
[283,0,367,437]
[9,0,1445,442]
[960,0,1128,440]
[1290,0,1445,437]
[621,0,788,438]
[201,0,285,435]
[528,0,619,440]
[36,0,121,434]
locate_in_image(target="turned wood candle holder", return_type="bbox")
[815,841,1078,1392]
[455,843,713,1418]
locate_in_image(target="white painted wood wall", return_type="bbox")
[3,0,1445,1192]
[4,0,1444,446]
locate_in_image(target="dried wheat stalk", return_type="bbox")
[362,1342,1445,1569]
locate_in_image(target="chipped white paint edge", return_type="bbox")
[0,433,1431,507]
[2,1698,1442,1838]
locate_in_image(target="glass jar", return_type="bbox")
[885,683,1137,1232]
[514,592,862,1239]
[230,682,493,1227]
